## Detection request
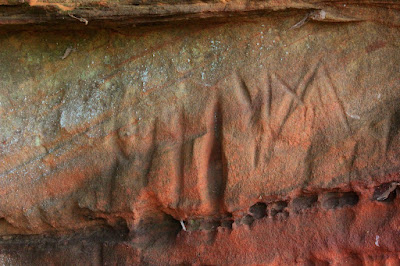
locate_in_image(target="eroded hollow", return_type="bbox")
[200,220,221,231]
[321,192,359,209]
[249,202,267,219]
[291,195,318,213]
[241,215,255,226]
[269,201,288,217]
[339,192,359,207]
[221,220,233,229]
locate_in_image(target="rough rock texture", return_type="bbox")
[1,0,400,26]
[0,0,400,264]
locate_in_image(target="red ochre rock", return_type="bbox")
[0,1,400,264]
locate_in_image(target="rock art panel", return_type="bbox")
[0,5,400,264]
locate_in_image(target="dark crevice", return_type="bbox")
[321,191,359,209]
[339,192,359,207]
[207,100,227,214]
[241,215,254,226]
[221,220,233,229]
[249,202,267,219]
[200,220,220,231]
[0,222,130,245]
[269,201,288,217]
[175,184,397,233]
[291,195,318,213]
[134,213,181,248]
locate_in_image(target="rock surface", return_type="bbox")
[0,1,400,264]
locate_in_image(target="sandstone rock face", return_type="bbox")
[1,1,400,264]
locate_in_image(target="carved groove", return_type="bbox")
[206,101,227,213]
[323,65,352,133]
[274,72,303,105]
[237,73,252,106]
